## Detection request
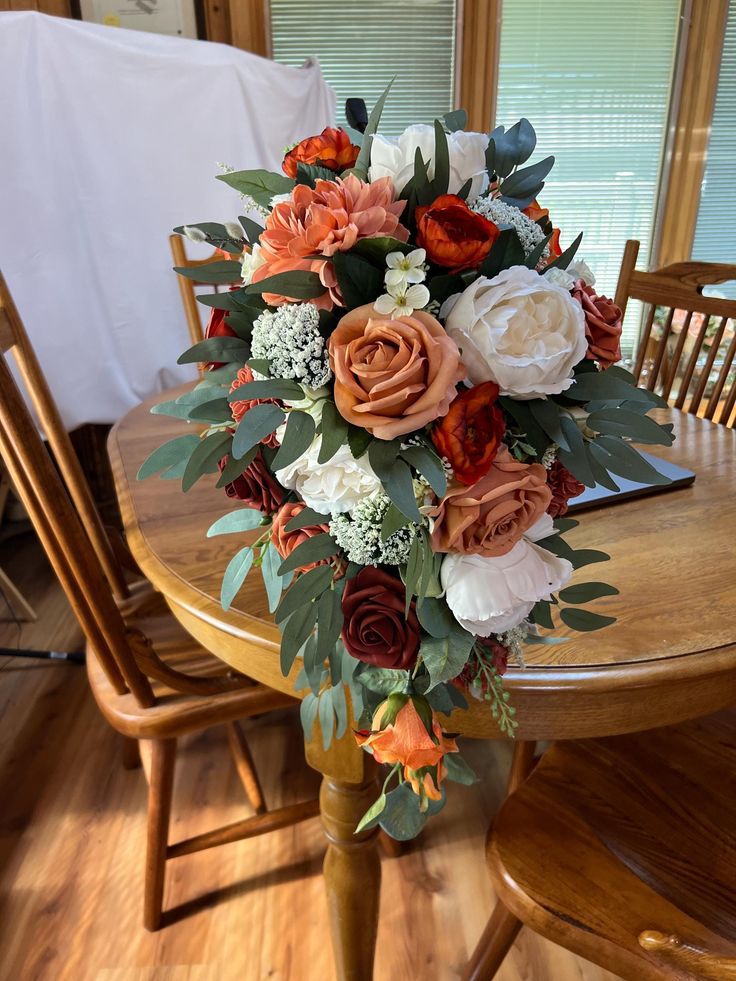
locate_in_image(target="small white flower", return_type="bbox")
[240,243,265,284]
[385,248,427,288]
[374,282,431,318]
[183,225,206,243]
[269,192,292,208]
[471,197,548,258]
[544,267,575,290]
[251,303,331,387]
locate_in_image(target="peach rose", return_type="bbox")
[328,304,465,440]
[430,444,551,556]
[270,501,332,574]
[252,176,408,310]
[355,697,458,802]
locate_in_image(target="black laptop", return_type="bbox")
[567,450,695,514]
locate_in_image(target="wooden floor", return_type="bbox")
[0,535,622,981]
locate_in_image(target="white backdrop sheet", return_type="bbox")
[0,11,335,429]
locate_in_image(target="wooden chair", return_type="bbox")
[465,713,736,980]
[0,273,319,929]
[169,233,230,346]
[616,240,736,426]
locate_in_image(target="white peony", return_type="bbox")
[275,438,381,515]
[441,540,573,635]
[369,124,489,202]
[544,258,596,291]
[524,512,555,542]
[442,266,587,399]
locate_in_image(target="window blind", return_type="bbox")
[496,0,681,355]
[269,0,457,136]
[693,0,736,297]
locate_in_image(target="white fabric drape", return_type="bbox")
[0,11,335,429]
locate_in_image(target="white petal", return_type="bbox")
[385,251,404,269]
[405,284,430,308]
[385,268,408,288]
[404,268,426,284]
[374,293,398,315]
[406,248,426,267]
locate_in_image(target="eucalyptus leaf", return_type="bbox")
[332,252,384,309]
[270,411,315,470]
[277,533,338,575]
[379,782,428,841]
[380,502,411,542]
[182,431,231,492]
[416,597,457,639]
[481,227,525,277]
[215,446,257,487]
[239,215,265,244]
[186,398,233,424]
[216,169,294,209]
[231,403,285,460]
[355,793,387,834]
[280,601,319,674]
[137,434,200,480]
[316,587,344,665]
[177,335,250,366]
[173,260,241,285]
[587,408,674,445]
[499,155,554,204]
[400,444,447,497]
[442,108,468,132]
[285,506,331,532]
[245,270,324,300]
[443,754,478,785]
[431,118,450,196]
[543,231,583,272]
[220,546,254,610]
[419,626,474,691]
[591,436,672,486]
[350,78,394,179]
[227,379,304,402]
[261,541,293,614]
[318,400,349,464]
[300,692,319,740]
[275,565,335,624]
[207,508,264,537]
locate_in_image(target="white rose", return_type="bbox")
[524,512,555,542]
[442,266,587,399]
[369,124,489,202]
[568,258,595,286]
[441,540,573,635]
[275,438,381,515]
[240,243,265,284]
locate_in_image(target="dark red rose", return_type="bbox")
[218,451,283,515]
[571,281,623,369]
[431,381,505,485]
[416,194,499,272]
[546,459,585,518]
[203,305,238,371]
[341,567,420,670]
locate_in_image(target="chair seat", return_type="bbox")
[488,712,736,981]
[87,612,296,740]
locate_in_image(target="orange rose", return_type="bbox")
[430,444,551,556]
[282,127,360,179]
[355,697,458,802]
[431,382,506,485]
[270,502,334,573]
[523,199,561,259]
[229,365,281,447]
[416,194,499,272]
[328,304,465,440]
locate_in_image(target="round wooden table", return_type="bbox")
[109,387,736,981]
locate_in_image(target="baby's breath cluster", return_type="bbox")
[329,493,419,566]
[251,303,332,388]
[471,197,549,259]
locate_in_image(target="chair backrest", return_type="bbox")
[615,240,736,426]
[169,234,227,347]
[0,272,130,599]
[0,338,155,705]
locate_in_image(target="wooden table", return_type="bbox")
[109,387,736,981]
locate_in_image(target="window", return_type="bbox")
[270,0,457,136]
[495,0,682,355]
[693,0,736,296]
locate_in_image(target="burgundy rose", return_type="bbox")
[341,567,420,670]
[218,451,283,515]
[203,291,240,370]
[571,280,623,369]
[546,459,585,518]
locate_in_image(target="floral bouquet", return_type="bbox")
[140,86,672,839]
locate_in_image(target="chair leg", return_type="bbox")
[121,736,141,770]
[464,901,523,981]
[226,721,266,815]
[143,738,176,931]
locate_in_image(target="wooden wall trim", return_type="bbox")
[655,0,729,266]
[457,0,501,132]
[228,0,270,57]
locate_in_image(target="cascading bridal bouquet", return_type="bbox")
[140,85,673,839]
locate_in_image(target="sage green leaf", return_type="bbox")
[553,517,579,533]
[403,533,423,616]
[318,400,349,464]
[150,399,202,421]
[565,369,651,403]
[278,533,338,575]
[332,682,348,739]
[559,581,620,604]
[586,445,622,491]
[350,78,394,179]
[443,754,478,785]
[215,447,257,487]
[332,252,384,310]
[380,502,411,542]
[177,335,250,365]
[355,665,408,695]
[220,546,254,610]
[261,541,292,614]
[351,237,411,264]
[173,260,241,284]
[207,508,264,537]
[481,227,526,277]
[245,270,324,300]
[442,108,468,132]
[347,425,373,459]
[239,215,264,244]
[275,565,335,624]
[592,436,671,485]
[587,408,675,445]
[216,169,294,208]
[560,607,616,632]
[542,231,583,272]
[317,587,344,665]
[499,155,554,203]
[432,118,450,196]
[417,597,457,639]
[187,398,233,424]
[299,692,319,740]
[379,782,428,841]
[420,626,474,691]
[227,379,304,402]
[570,548,611,569]
[378,459,420,522]
[355,794,387,834]
[557,417,596,487]
[280,601,319,674]
[400,444,447,497]
[247,358,272,376]
[137,435,200,480]
[182,431,232,492]
[524,232,553,269]
[285,506,331,532]
[196,290,249,311]
[231,403,285,460]
[318,686,336,750]
[271,411,315,470]
[528,399,569,450]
